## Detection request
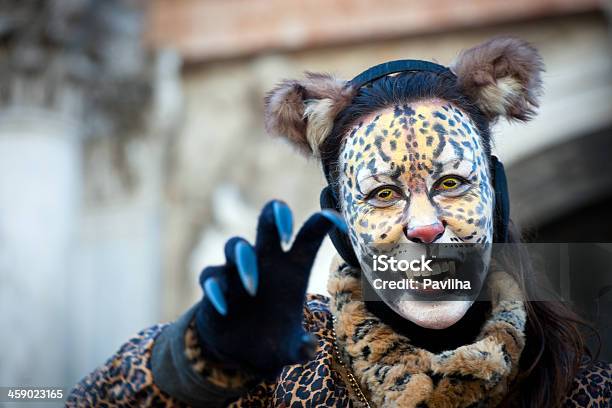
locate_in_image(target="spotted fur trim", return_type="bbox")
[328,257,526,407]
[451,36,544,122]
[264,72,355,157]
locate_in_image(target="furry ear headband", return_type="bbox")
[264,36,544,157]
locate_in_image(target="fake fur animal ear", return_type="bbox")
[264,72,355,157]
[451,36,544,122]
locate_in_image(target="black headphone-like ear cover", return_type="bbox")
[490,155,510,244]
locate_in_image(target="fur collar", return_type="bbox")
[327,257,526,408]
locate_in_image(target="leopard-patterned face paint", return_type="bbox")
[337,98,494,328]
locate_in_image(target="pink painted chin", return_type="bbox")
[395,300,473,329]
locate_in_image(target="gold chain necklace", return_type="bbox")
[331,316,372,408]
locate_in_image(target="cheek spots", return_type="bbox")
[436,181,493,244]
[359,232,374,245]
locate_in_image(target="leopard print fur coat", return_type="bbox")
[67,263,611,407]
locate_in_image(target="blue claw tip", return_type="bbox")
[235,241,258,297]
[320,210,348,233]
[301,333,316,345]
[204,278,228,316]
[299,333,318,360]
[273,201,294,245]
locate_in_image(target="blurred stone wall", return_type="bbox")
[0,0,177,390]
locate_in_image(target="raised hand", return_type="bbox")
[195,200,346,378]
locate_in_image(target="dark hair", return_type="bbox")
[498,223,599,408]
[318,71,597,407]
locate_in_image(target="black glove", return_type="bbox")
[195,199,347,378]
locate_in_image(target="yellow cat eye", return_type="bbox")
[376,188,395,201]
[438,176,462,190]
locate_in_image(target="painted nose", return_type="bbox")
[404,223,445,243]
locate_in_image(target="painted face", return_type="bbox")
[338,98,494,329]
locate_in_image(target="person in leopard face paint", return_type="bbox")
[68,37,611,408]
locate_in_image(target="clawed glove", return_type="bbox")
[195,200,347,378]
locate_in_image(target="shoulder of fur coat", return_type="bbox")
[66,293,610,407]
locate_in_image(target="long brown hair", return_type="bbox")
[497,222,599,407]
